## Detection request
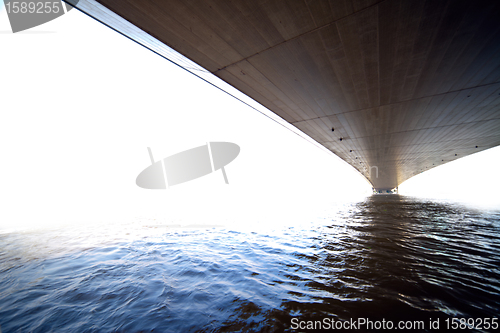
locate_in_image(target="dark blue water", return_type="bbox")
[1,195,499,332]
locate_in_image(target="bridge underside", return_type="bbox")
[78,0,500,190]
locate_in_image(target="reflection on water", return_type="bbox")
[1,195,499,332]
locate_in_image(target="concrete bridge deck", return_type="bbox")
[72,0,500,191]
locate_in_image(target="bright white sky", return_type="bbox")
[1,4,499,231]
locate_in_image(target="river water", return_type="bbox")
[1,195,499,332]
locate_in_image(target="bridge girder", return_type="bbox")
[78,0,500,189]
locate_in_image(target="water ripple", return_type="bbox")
[1,195,499,332]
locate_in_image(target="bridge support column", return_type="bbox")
[373,187,398,194]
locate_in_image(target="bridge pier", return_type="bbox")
[373,187,398,194]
